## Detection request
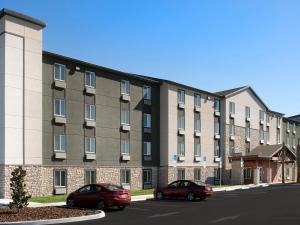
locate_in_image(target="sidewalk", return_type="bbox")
[0,183,272,208]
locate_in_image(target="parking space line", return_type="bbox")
[148,211,179,219]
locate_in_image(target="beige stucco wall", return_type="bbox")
[0,15,44,165]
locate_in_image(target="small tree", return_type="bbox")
[9,166,31,209]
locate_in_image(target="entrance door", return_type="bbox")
[258,167,263,183]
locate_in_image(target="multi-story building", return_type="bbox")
[0,8,299,197]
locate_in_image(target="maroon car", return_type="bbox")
[154,180,213,201]
[66,183,131,210]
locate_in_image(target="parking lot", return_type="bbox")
[68,184,300,225]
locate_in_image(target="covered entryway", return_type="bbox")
[230,144,297,185]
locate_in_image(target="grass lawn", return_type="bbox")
[30,189,154,203]
[30,195,67,203]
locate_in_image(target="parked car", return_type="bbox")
[66,183,131,210]
[154,180,213,201]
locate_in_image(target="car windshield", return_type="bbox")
[103,184,124,191]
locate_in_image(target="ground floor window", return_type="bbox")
[120,169,130,185]
[54,170,66,187]
[194,168,201,182]
[286,167,290,179]
[177,168,185,180]
[143,169,152,189]
[85,170,96,185]
[244,167,252,179]
[214,168,220,185]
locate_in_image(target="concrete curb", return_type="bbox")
[0,210,105,225]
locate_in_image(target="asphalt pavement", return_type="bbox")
[63,184,300,225]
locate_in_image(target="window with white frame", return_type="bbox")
[85,71,96,88]
[178,90,185,104]
[194,139,201,156]
[54,135,66,152]
[277,129,281,144]
[244,168,252,179]
[121,139,130,155]
[287,122,290,131]
[85,170,96,185]
[277,116,281,127]
[121,80,130,95]
[54,99,66,117]
[214,99,220,112]
[229,102,235,114]
[121,110,130,125]
[266,127,270,142]
[143,141,151,156]
[54,63,66,81]
[266,114,270,124]
[143,86,151,100]
[194,168,201,182]
[85,104,96,121]
[229,118,235,136]
[85,137,96,153]
[214,118,220,134]
[214,140,220,157]
[143,113,151,128]
[194,116,201,132]
[259,125,264,140]
[178,142,185,156]
[120,169,130,185]
[245,126,251,139]
[245,106,250,119]
[54,170,66,187]
[259,110,265,121]
[143,169,152,186]
[194,94,201,107]
[177,168,185,180]
[178,115,185,130]
[293,123,296,133]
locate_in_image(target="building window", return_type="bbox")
[54,63,66,81]
[214,140,220,157]
[194,138,201,156]
[194,94,201,107]
[120,169,130,185]
[194,114,201,132]
[246,142,250,153]
[245,123,250,139]
[143,141,151,156]
[293,135,296,147]
[293,123,296,133]
[214,168,220,184]
[229,102,235,115]
[266,127,270,142]
[194,168,201,182]
[85,71,96,88]
[214,99,220,112]
[143,169,152,188]
[177,168,185,180]
[229,140,235,154]
[121,139,130,155]
[143,86,151,100]
[286,134,290,147]
[277,116,281,127]
[214,117,220,135]
[85,137,96,153]
[287,122,290,132]
[121,110,130,125]
[229,118,235,136]
[143,113,151,128]
[121,80,130,95]
[245,106,250,119]
[178,142,185,156]
[259,110,265,122]
[54,170,66,187]
[178,90,185,104]
[244,168,252,179]
[178,115,185,130]
[266,114,270,124]
[54,135,66,152]
[259,125,264,140]
[277,129,281,144]
[85,170,96,185]
[85,104,96,121]
[54,99,66,117]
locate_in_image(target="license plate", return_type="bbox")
[119,194,127,198]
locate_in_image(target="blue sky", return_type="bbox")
[2,0,300,116]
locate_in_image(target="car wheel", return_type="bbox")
[97,200,105,210]
[156,191,164,200]
[67,198,74,208]
[187,192,195,201]
[118,205,126,210]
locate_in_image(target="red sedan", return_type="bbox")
[154,180,213,201]
[66,183,131,210]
